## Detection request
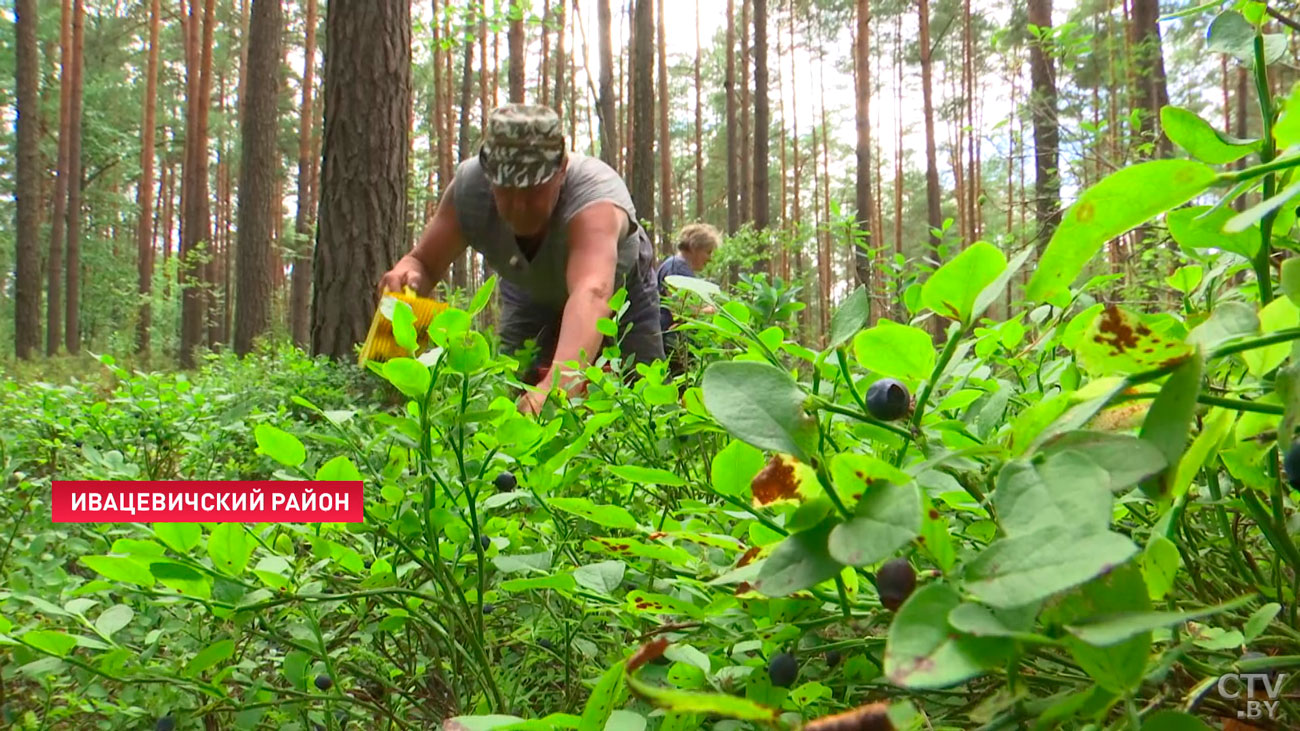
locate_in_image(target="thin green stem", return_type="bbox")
[1254,32,1278,303]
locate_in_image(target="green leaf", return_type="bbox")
[23,630,78,657]
[608,464,686,486]
[443,716,528,731]
[80,556,155,588]
[391,298,418,354]
[1166,206,1259,260]
[625,591,700,618]
[1026,160,1217,303]
[973,247,1034,324]
[884,583,1009,689]
[1244,294,1300,377]
[154,523,202,554]
[1138,352,1205,500]
[316,455,364,482]
[963,530,1139,609]
[1187,302,1260,350]
[469,275,497,315]
[1166,266,1203,293]
[753,519,841,597]
[94,605,134,639]
[1227,179,1300,233]
[492,551,553,574]
[548,498,640,531]
[827,482,922,566]
[1282,258,1300,306]
[1160,106,1256,164]
[921,242,1008,324]
[1244,602,1281,642]
[1065,595,1256,647]
[574,561,626,595]
[185,639,235,678]
[1171,408,1235,501]
[597,318,618,337]
[253,425,306,468]
[711,440,766,497]
[446,331,491,373]
[1206,10,1257,62]
[947,602,1053,643]
[1141,536,1182,601]
[1033,432,1168,492]
[853,320,936,383]
[382,357,432,400]
[993,451,1112,538]
[501,573,578,592]
[282,650,309,690]
[1140,711,1214,731]
[578,661,627,731]
[828,286,871,349]
[702,361,817,462]
[150,561,213,599]
[602,710,645,731]
[207,523,254,576]
[1074,306,1196,377]
[664,274,721,302]
[624,671,778,722]
[1040,563,1153,694]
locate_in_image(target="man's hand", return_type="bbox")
[517,386,549,416]
[377,254,433,297]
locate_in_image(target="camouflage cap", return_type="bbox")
[479,104,567,188]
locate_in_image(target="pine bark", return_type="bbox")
[509,2,525,102]
[46,0,72,355]
[234,0,283,355]
[739,0,751,223]
[1028,0,1061,244]
[312,0,412,359]
[656,0,671,249]
[853,0,872,287]
[725,0,738,233]
[597,0,618,167]
[631,0,654,225]
[1130,0,1171,159]
[64,0,85,355]
[14,0,40,359]
[918,0,942,248]
[752,0,769,232]
[291,0,318,347]
[136,0,162,354]
[694,0,703,220]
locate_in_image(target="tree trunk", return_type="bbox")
[739,0,751,224]
[46,0,73,356]
[918,0,942,248]
[752,0,769,233]
[180,0,214,367]
[631,0,654,227]
[14,0,40,359]
[694,0,703,221]
[313,0,411,359]
[234,0,283,355]
[540,0,551,106]
[852,0,872,288]
[554,0,566,120]
[1130,0,1171,159]
[1028,0,1061,245]
[291,0,318,347]
[64,0,85,355]
[656,0,671,250]
[725,0,738,234]
[454,22,474,291]
[508,1,525,102]
[135,0,162,355]
[480,0,489,128]
[1235,66,1248,212]
[597,0,618,167]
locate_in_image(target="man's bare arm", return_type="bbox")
[378,190,468,296]
[544,202,628,383]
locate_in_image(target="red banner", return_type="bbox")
[50,481,364,523]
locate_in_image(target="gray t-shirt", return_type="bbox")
[450,152,648,309]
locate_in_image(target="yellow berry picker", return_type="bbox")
[357,288,449,366]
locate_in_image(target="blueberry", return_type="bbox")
[875,558,917,611]
[480,534,491,550]
[768,652,797,688]
[539,638,554,650]
[1285,443,1300,488]
[825,650,842,667]
[314,673,333,691]
[494,471,517,491]
[482,603,495,614]
[866,378,910,421]
[155,717,176,731]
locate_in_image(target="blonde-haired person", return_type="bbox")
[656,223,721,375]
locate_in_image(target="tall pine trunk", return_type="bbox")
[739,0,751,224]
[1131,0,1171,159]
[725,0,738,233]
[597,0,618,167]
[312,0,412,358]
[509,2,525,102]
[693,0,703,220]
[136,0,162,354]
[656,0,671,250]
[64,0,85,355]
[234,0,284,355]
[14,0,40,359]
[852,0,872,287]
[630,0,654,226]
[1028,0,1061,243]
[291,0,318,347]
[46,0,72,355]
[752,0,769,233]
[918,0,942,249]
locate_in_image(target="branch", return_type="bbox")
[1268,7,1300,34]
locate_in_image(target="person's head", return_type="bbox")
[479,104,569,237]
[676,223,721,270]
